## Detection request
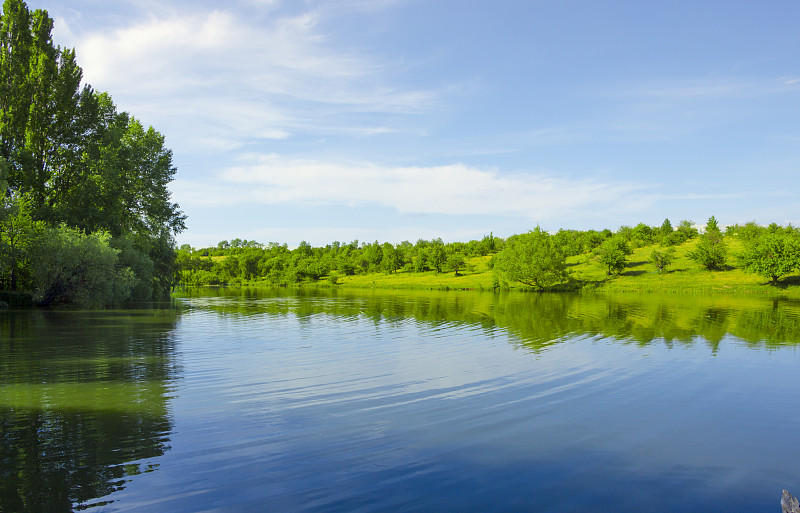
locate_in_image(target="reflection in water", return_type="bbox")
[165,288,800,513]
[0,306,180,512]
[3,290,800,512]
[178,287,800,350]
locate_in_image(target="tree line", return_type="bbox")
[175,218,800,289]
[177,234,500,286]
[0,0,185,306]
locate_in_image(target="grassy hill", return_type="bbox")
[335,238,799,295]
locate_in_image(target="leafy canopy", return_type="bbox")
[737,232,800,284]
[598,236,632,275]
[493,227,568,290]
[688,215,727,271]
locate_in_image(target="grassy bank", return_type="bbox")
[330,238,799,296]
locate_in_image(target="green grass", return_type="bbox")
[332,239,800,296]
[338,255,495,290]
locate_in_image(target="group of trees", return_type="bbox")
[176,217,800,291]
[0,0,185,306]
[176,235,499,287]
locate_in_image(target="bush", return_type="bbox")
[649,247,676,274]
[31,225,135,307]
[492,227,568,289]
[598,236,632,275]
[737,232,800,284]
[688,216,726,271]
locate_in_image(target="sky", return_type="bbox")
[30,0,800,247]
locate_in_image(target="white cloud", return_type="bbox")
[173,154,644,220]
[65,5,439,151]
[180,225,489,249]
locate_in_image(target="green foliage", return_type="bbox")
[631,222,655,247]
[552,229,586,256]
[446,251,466,276]
[111,234,154,300]
[30,225,135,307]
[660,218,673,237]
[649,247,676,274]
[413,250,430,273]
[0,194,41,290]
[677,220,698,239]
[688,216,727,270]
[381,242,401,274]
[0,1,185,304]
[172,217,800,295]
[477,233,497,255]
[430,241,446,274]
[598,236,633,275]
[737,232,800,284]
[492,227,568,290]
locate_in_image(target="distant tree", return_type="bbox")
[362,241,382,272]
[631,223,655,246]
[413,250,430,273]
[477,232,497,255]
[649,247,676,274]
[677,220,698,240]
[661,219,697,247]
[552,229,584,256]
[446,251,466,276]
[660,218,673,237]
[583,230,606,250]
[430,241,446,274]
[381,242,400,274]
[296,240,313,257]
[688,216,726,270]
[616,225,634,241]
[238,249,262,280]
[737,232,800,284]
[492,227,568,289]
[598,236,632,275]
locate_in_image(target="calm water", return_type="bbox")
[1,289,799,512]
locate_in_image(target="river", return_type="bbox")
[1,288,799,512]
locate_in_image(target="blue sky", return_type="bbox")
[34,0,800,247]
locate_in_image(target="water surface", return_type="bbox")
[1,290,799,512]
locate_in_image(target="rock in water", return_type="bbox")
[782,490,800,513]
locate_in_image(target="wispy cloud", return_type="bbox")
[173,154,645,220]
[58,3,440,151]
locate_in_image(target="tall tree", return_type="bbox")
[0,1,185,302]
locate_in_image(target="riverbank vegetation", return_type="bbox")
[175,218,800,296]
[0,0,185,307]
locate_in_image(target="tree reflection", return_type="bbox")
[0,307,179,511]
[176,287,800,350]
